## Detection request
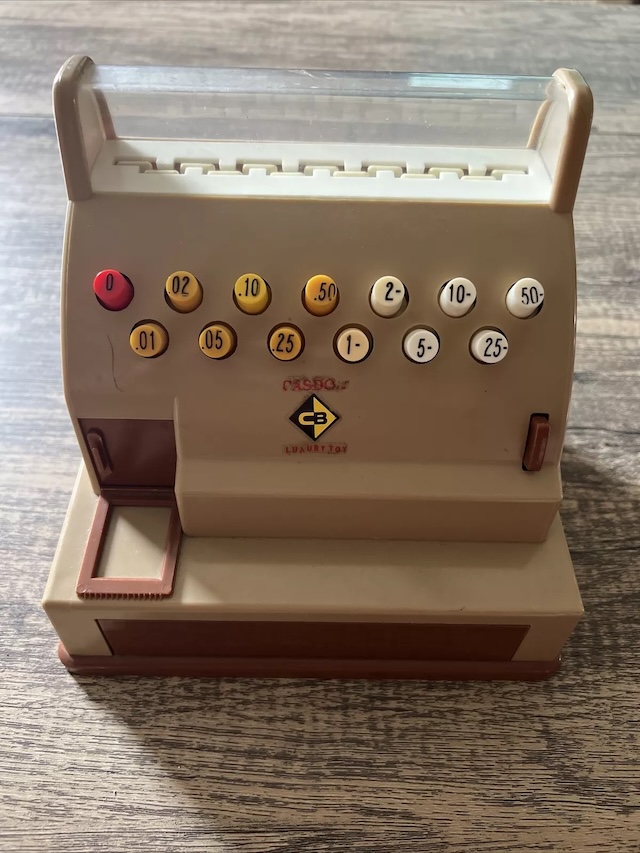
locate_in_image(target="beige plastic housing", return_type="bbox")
[53,57,593,542]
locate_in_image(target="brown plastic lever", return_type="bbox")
[522,415,550,472]
[86,429,113,481]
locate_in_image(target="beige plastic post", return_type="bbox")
[53,55,103,201]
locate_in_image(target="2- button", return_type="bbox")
[370,276,407,318]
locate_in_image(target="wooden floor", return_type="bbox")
[1,1,639,851]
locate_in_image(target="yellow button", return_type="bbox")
[129,321,169,358]
[268,325,304,361]
[198,322,237,359]
[234,273,271,314]
[303,274,339,316]
[165,271,203,313]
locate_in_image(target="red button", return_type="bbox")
[93,269,134,311]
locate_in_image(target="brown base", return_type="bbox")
[58,643,561,680]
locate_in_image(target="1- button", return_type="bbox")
[370,276,407,318]
[165,271,203,313]
[334,326,372,363]
[303,275,339,316]
[93,269,134,311]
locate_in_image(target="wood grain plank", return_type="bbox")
[0,2,639,852]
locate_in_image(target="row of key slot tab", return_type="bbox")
[93,270,544,364]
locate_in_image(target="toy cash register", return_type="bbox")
[43,56,592,678]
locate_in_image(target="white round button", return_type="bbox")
[439,278,477,317]
[506,278,544,318]
[403,328,440,363]
[335,326,372,363]
[470,329,509,364]
[370,276,407,318]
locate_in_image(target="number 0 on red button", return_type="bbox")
[93,269,134,311]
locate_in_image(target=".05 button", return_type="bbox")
[198,323,237,359]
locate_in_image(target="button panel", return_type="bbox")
[335,326,372,363]
[101,270,541,363]
[470,328,509,364]
[269,325,305,361]
[506,278,544,318]
[94,269,134,311]
[165,271,203,313]
[370,276,407,318]
[129,321,169,358]
[439,278,477,317]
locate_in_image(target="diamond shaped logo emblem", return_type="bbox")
[289,394,340,441]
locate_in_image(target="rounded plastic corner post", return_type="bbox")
[548,68,594,214]
[53,55,98,202]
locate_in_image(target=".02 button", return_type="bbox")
[165,271,203,313]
